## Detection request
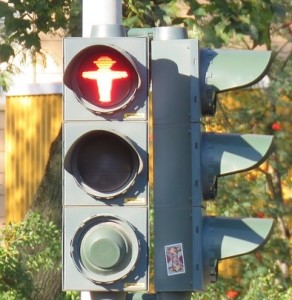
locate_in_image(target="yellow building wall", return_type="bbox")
[5,94,62,222]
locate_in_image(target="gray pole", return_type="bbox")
[82,0,122,37]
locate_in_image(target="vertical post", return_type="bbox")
[82,0,123,37]
[81,292,126,300]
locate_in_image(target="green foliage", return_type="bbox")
[0,0,81,90]
[57,291,80,300]
[185,0,291,49]
[0,67,14,92]
[0,0,291,298]
[1,0,73,51]
[0,44,14,63]
[0,212,61,299]
[244,271,292,300]
[122,0,185,28]
[193,271,292,299]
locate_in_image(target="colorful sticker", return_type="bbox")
[165,243,186,276]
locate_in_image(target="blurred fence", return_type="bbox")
[5,84,62,222]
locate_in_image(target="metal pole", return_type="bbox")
[82,0,122,37]
[81,291,126,300]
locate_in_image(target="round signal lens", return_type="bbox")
[64,45,140,114]
[71,214,140,284]
[70,130,142,199]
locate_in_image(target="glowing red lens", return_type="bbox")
[73,46,139,110]
[82,56,129,103]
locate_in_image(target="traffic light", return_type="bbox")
[152,36,274,294]
[62,37,149,292]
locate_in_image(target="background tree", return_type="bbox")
[0,0,291,299]
[0,0,81,90]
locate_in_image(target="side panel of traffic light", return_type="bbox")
[152,39,200,292]
[152,35,274,293]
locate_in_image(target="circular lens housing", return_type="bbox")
[71,214,140,284]
[71,130,142,199]
[64,45,140,114]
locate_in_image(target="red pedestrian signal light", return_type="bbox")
[82,56,128,103]
[64,45,141,114]
[62,37,149,293]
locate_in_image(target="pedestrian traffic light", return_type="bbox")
[63,44,141,115]
[152,36,274,294]
[62,37,149,292]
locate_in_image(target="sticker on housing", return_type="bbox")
[165,243,186,276]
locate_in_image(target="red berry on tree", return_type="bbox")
[271,121,281,131]
[226,290,240,299]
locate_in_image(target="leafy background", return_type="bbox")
[0,0,291,299]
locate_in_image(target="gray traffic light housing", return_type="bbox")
[63,121,148,205]
[63,38,148,121]
[63,206,147,291]
[152,38,274,292]
[62,37,149,292]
